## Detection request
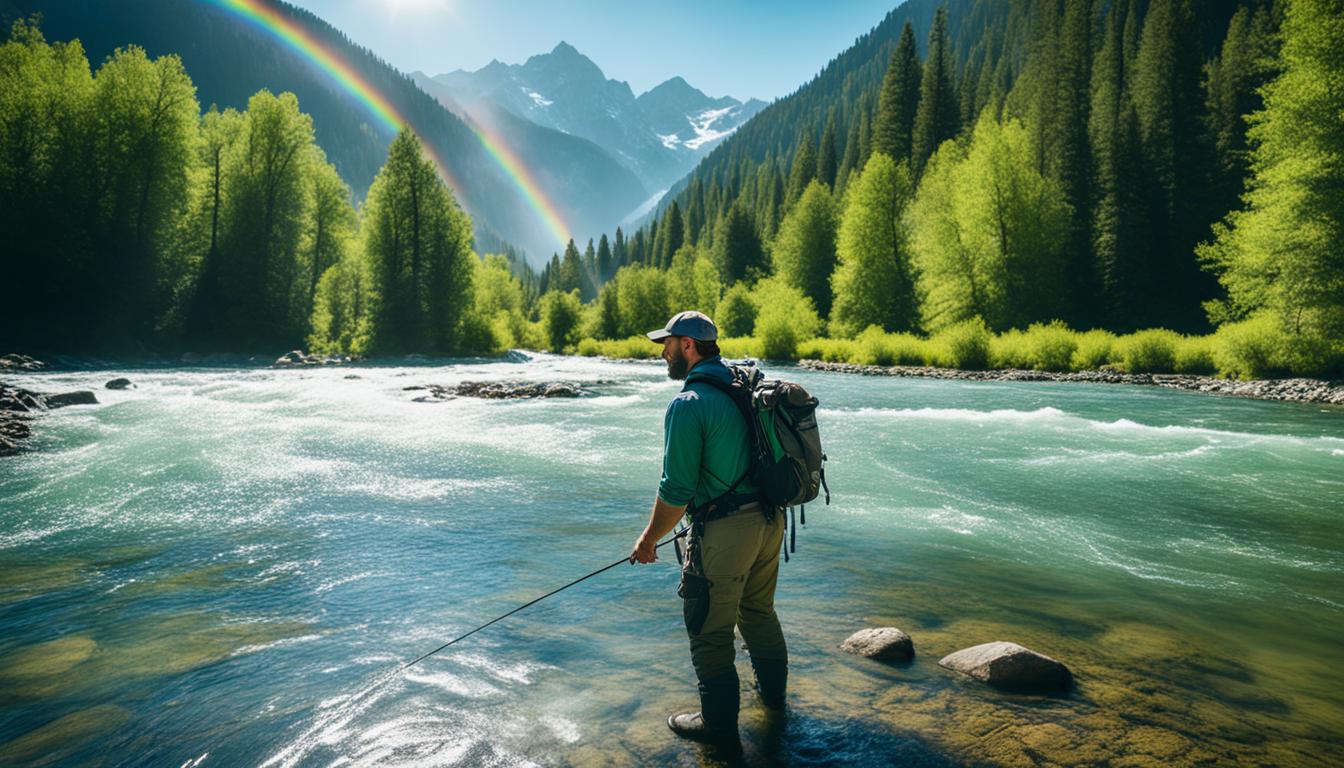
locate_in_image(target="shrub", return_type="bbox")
[930,317,992,370]
[1026,321,1079,372]
[1115,329,1181,373]
[719,336,764,360]
[797,337,855,362]
[1071,329,1117,371]
[539,290,583,353]
[989,328,1032,369]
[1210,315,1287,379]
[574,336,659,359]
[1173,336,1216,375]
[751,278,822,359]
[717,283,757,337]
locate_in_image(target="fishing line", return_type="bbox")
[396,528,689,672]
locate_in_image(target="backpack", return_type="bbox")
[698,362,830,555]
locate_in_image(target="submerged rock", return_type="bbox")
[939,641,1073,693]
[841,627,914,662]
[45,391,98,408]
[105,378,133,390]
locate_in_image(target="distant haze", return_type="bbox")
[284,0,901,101]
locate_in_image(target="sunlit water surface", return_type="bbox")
[1,355,1341,767]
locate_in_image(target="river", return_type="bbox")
[1,354,1341,766]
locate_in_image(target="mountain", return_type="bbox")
[8,0,638,263]
[428,42,766,196]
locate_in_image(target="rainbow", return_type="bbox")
[209,0,572,248]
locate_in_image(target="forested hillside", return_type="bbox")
[7,0,633,260]
[537,0,1340,382]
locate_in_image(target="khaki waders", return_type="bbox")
[672,503,788,743]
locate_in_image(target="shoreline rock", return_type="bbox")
[1,382,100,456]
[798,360,1344,406]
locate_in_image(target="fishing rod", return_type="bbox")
[397,527,689,672]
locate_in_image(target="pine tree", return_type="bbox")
[714,200,765,284]
[1205,3,1281,222]
[659,201,684,269]
[873,22,923,163]
[772,179,839,318]
[1090,0,1150,330]
[613,226,626,268]
[596,233,612,283]
[786,131,818,207]
[817,112,839,188]
[1199,0,1344,347]
[1132,0,1218,329]
[911,6,961,178]
[559,239,583,294]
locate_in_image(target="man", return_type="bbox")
[629,310,788,746]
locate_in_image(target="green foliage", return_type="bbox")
[717,283,757,337]
[873,22,922,163]
[575,336,659,360]
[1209,315,1289,380]
[911,6,960,177]
[831,153,918,336]
[848,326,931,366]
[362,129,476,353]
[772,180,838,317]
[1173,335,1216,375]
[308,249,376,356]
[1200,0,1344,349]
[929,317,992,370]
[466,254,532,351]
[666,248,721,322]
[749,277,822,360]
[539,290,583,353]
[989,322,1078,372]
[1115,329,1181,373]
[713,201,766,283]
[1072,330,1119,371]
[910,115,1072,332]
[612,264,670,339]
[717,336,765,360]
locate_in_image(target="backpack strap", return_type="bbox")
[682,367,766,523]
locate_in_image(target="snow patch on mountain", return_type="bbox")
[523,88,553,107]
[684,106,739,150]
[657,133,681,150]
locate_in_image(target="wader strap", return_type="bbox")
[800,504,805,527]
[782,509,789,563]
[789,506,796,554]
[820,466,831,505]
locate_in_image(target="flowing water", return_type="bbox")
[1,355,1341,767]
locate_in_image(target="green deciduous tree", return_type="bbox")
[539,289,583,352]
[830,153,918,336]
[909,116,1072,332]
[772,179,839,318]
[713,200,766,284]
[362,128,475,353]
[1199,0,1344,347]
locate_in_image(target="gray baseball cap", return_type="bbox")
[647,310,718,342]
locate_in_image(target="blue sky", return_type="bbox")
[286,0,902,101]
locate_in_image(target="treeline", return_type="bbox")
[0,20,540,356]
[532,0,1340,376]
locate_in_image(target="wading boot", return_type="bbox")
[667,669,740,746]
[751,657,788,711]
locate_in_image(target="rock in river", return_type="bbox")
[44,391,99,408]
[105,378,133,390]
[841,627,915,662]
[938,641,1073,693]
[412,380,603,401]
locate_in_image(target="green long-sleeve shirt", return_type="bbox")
[657,356,757,510]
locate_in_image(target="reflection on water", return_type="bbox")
[1,356,1341,766]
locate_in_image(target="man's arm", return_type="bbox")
[630,496,686,564]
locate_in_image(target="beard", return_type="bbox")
[666,346,690,380]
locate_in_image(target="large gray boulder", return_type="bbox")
[938,641,1073,693]
[841,627,914,662]
[105,378,133,390]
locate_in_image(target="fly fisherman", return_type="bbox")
[629,310,788,747]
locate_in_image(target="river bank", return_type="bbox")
[799,359,1344,406]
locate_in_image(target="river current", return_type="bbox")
[1,354,1341,766]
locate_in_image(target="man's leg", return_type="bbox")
[738,511,787,709]
[670,513,762,743]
